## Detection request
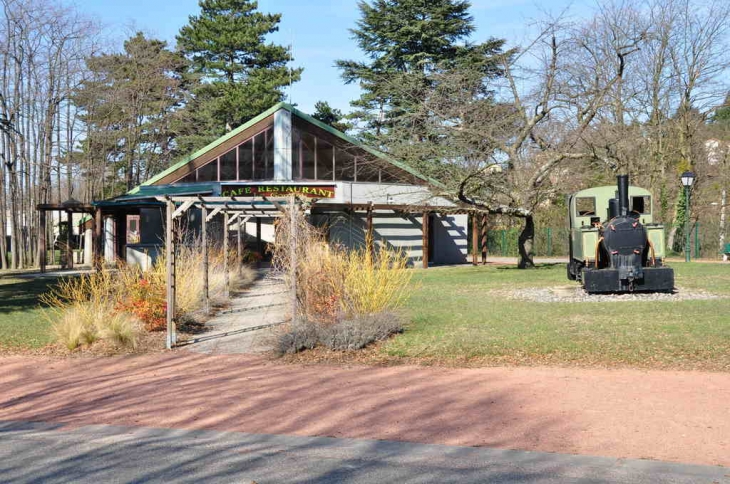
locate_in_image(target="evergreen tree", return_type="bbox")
[312,101,350,133]
[711,92,730,125]
[176,0,301,147]
[337,0,508,138]
[75,33,190,192]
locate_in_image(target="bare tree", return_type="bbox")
[0,0,99,268]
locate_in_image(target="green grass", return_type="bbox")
[0,276,58,349]
[381,262,730,370]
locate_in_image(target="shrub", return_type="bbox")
[275,312,404,355]
[42,237,256,349]
[316,312,404,351]
[271,204,413,323]
[270,202,413,355]
[148,241,256,316]
[274,319,320,355]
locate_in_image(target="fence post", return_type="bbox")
[546,227,553,257]
[501,230,507,257]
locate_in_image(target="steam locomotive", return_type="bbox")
[567,175,675,293]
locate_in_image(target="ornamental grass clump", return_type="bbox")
[42,272,143,351]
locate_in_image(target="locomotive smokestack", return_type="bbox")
[617,175,630,216]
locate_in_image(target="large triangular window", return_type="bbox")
[173,126,274,182]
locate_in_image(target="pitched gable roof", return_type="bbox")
[128,102,438,194]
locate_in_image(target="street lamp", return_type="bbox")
[680,171,695,262]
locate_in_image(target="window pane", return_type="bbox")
[317,140,334,181]
[126,215,140,244]
[301,131,316,180]
[198,159,218,182]
[220,148,237,180]
[575,197,596,216]
[380,168,400,183]
[238,139,253,180]
[335,147,355,181]
[178,171,196,183]
[356,157,379,182]
[292,126,302,179]
[253,131,266,180]
[265,127,274,179]
[631,196,651,214]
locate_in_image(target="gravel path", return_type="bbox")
[1,353,728,467]
[183,272,288,354]
[508,286,722,303]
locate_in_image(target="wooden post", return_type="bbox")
[481,213,488,264]
[39,209,46,273]
[290,197,297,320]
[471,212,478,266]
[93,209,103,270]
[366,202,374,257]
[422,212,429,269]
[165,199,176,349]
[255,217,262,256]
[66,211,73,270]
[224,211,229,298]
[237,215,242,274]
[202,205,209,314]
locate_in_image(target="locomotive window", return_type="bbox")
[631,196,651,214]
[575,197,596,216]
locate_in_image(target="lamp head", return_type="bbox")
[680,171,695,187]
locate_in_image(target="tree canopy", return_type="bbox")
[336,0,509,138]
[176,0,301,147]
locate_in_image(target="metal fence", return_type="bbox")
[478,223,726,259]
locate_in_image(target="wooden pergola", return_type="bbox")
[158,195,291,349]
[36,199,96,272]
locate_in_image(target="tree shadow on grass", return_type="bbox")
[496,263,564,271]
[0,277,61,315]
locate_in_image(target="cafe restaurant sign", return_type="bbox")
[221,184,336,198]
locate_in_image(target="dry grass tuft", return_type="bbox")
[48,302,141,351]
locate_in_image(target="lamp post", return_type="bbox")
[681,171,695,262]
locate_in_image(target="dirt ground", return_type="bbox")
[1,353,728,468]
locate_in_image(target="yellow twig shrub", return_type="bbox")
[42,237,257,349]
[272,202,413,322]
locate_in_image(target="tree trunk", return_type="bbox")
[518,215,535,269]
[721,187,727,262]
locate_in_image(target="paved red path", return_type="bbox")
[1,353,728,467]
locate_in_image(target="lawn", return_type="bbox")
[381,262,730,370]
[0,275,58,349]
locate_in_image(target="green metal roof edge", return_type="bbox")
[128,101,442,194]
[286,104,444,188]
[127,103,285,195]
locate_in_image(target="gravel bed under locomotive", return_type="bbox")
[567,175,674,293]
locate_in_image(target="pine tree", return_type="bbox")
[312,101,350,133]
[75,33,189,193]
[176,0,301,146]
[337,0,507,138]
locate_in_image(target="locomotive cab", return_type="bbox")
[567,176,674,293]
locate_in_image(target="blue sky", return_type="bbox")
[75,0,593,114]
